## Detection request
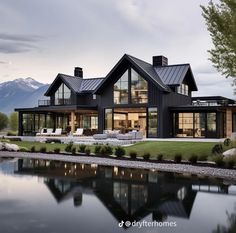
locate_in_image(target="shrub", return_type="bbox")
[30,146,36,153]
[19,147,29,152]
[115,146,126,157]
[94,145,102,154]
[214,155,225,167]
[100,146,106,155]
[143,152,150,161]
[129,150,137,159]
[65,142,73,152]
[85,148,91,156]
[212,144,223,155]
[224,138,231,147]
[157,153,164,162]
[225,158,235,169]
[54,148,60,154]
[71,147,76,155]
[7,131,17,136]
[40,146,47,153]
[103,145,113,155]
[188,154,198,164]
[174,153,182,163]
[198,154,208,161]
[79,144,86,153]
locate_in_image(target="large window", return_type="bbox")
[177,84,189,96]
[131,69,148,103]
[174,112,217,138]
[113,69,148,104]
[55,83,72,105]
[113,70,128,104]
[148,107,158,137]
[105,109,112,130]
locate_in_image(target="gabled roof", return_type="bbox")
[95,54,198,93]
[44,74,103,96]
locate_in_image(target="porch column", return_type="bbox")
[71,111,75,133]
[226,109,232,138]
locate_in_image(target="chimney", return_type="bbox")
[74,67,83,78]
[152,56,168,66]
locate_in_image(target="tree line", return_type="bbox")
[0,112,18,132]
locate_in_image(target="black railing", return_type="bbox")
[38,99,51,106]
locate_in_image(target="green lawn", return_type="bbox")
[0,139,219,160]
[126,141,216,159]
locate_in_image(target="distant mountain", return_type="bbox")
[0,78,50,115]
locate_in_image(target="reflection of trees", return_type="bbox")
[213,205,236,233]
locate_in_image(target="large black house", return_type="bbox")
[16,54,236,138]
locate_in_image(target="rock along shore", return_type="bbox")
[0,151,236,181]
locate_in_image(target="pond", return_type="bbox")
[0,158,235,233]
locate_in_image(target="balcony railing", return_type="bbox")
[38,99,51,106]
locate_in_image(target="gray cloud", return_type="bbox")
[0,41,38,53]
[0,33,43,42]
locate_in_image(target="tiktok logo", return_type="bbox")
[118,220,124,227]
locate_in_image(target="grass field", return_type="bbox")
[0,139,219,160]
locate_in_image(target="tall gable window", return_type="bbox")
[131,69,148,103]
[113,68,148,104]
[177,84,188,96]
[114,70,128,104]
[55,83,71,105]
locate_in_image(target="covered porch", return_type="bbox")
[16,105,98,136]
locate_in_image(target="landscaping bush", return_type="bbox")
[214,155,225,167]
[94,145,101,154]
[129,150,137,159]
[85,148,91,156]
[7,131,17,136]
[78,144,86,153]
[39,146,47,153]
[157,153,164,162]
[100,146,106,155]
[19,147,29,152]
[198,154,208,161]
[54,148,60,154]
[103,145,113,155]
[143,152,150,161]
[224,138,231,147]
[115,146,126,157]
[30,146,36,153]
[188,154,198,164]
[71,147,76,155]
[212,144,223,155]
[225,158,235,169]
[65,142,73,152]
[174,153,182,163]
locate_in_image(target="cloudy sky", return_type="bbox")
[0,0,234,98]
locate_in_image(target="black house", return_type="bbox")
[15,54,236,138]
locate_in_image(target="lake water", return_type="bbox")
[0,158,236,233]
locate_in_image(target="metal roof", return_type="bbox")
[45,74,104,95]
[127,54,170,91]
[154,64,190,85]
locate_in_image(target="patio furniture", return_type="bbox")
[73,128,84,136]
[36,128,53,136]
[51,128,62,136]
[104,130,120,138]
[93,134,107,140]
[116,133,133,140]
[128,131,143,140]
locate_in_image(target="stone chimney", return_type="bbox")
[74,67,83,78]
[152,56,168,66]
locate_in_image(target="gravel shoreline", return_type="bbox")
[0,151,236,181]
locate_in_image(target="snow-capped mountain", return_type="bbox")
[0,78,49,115]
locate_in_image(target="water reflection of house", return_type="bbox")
[16,158,230,223]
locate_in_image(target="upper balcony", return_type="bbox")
[38,98,72,107]
[192,96,236,107]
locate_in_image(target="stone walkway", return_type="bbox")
[0,151,236,181]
